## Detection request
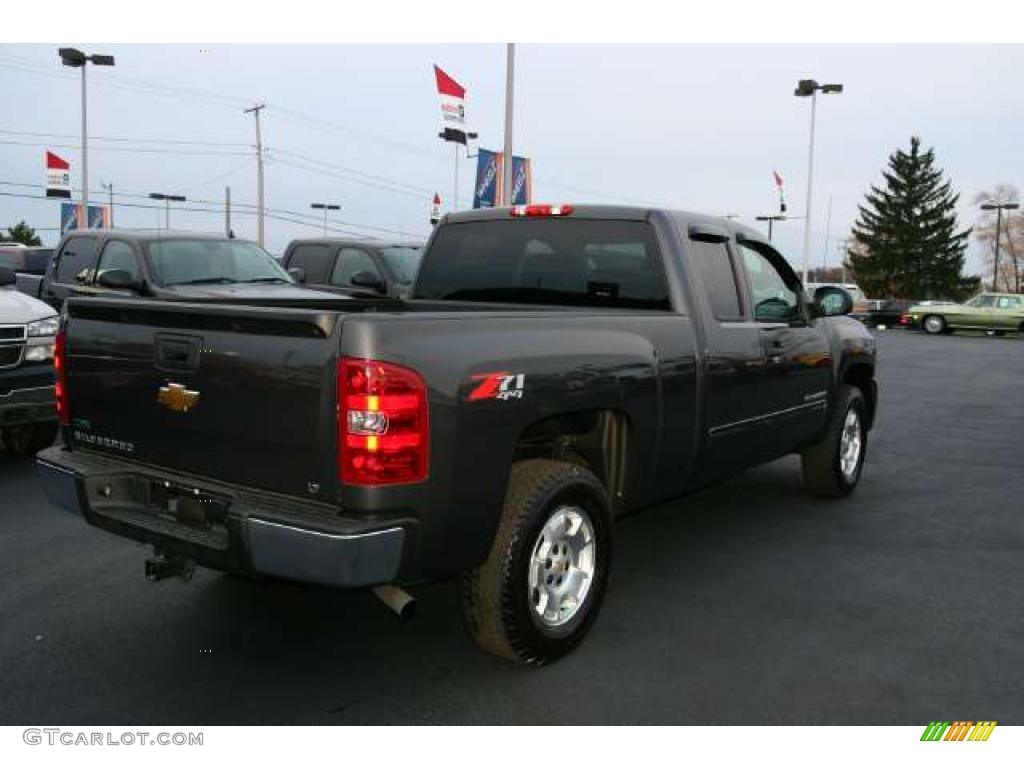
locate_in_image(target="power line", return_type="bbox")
[0,139,250,157]
[0,128,249,148]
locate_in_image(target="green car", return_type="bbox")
[905,292,1024,335]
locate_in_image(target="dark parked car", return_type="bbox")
[16,229,342,310]
[281,238,423,298]
[0,245,54,277]
[40,205,877,665]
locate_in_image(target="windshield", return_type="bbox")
[147,240,293,286]
[965,294,994,307]
[379,246,422,285]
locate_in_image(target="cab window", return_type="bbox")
[286,244,333,284]
[738,241,802,323]
[55,237,98,284]
[96,240,140,282]
[332,248,382,287]
[995,296,1020,309]
[690,240,743,320]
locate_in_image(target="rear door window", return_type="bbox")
[690,241,743,320]
[55,237,98,284]
[414,219,670,310]
[286,244,333,284]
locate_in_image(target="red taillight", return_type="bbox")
[899,313,911,326]
[509,204,575,217]
[338,357,428,485]
[54,329,68,426]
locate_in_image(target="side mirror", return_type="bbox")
[96,269,139,291]
[349,271,387,294]
[0,266,14,287]
[813,285,853,317]
[287,267,306,284]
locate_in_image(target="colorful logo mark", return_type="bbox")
[920,721,996,742]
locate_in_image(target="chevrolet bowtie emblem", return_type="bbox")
[158,382,200,413]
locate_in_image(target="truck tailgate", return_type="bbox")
[63,299,341,501]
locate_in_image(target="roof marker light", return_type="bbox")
[510,204,575,217]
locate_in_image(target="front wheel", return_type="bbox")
[461,459,613,666]
[922,315,946,335]
[801,385,867,498]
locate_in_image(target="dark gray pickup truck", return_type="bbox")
[39,205,877,665]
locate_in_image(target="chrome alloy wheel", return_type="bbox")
[528,505,597,628]
[839,407,863,481]
[924,315,944,334]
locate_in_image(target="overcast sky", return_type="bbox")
[1,43,1021,274]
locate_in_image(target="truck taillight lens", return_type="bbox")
[54,329,69,426]
[509,204,574,217]
[338,357,429,485]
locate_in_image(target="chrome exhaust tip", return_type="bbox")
[372,584,416,621]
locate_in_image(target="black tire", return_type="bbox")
[1,423,58,455]
[801,385,867,498]
[461,459,613,666]
[922,314,946,335]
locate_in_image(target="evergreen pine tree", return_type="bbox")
[847,136,975,300]
[1,221,42,246]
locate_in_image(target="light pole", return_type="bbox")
[59,48,115,225]
[502,43,515,207]
[794,78,842,286]
[438,130,478,211]
[149,193,186,229]
[980,201,1019,291]
[755,214,789,242]
[311,203,341,235]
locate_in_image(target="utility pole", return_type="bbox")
[822,193,833,272]
[244,104,266,247]
[502,43,516,206]
[981,201,1020,291]
[225,185,232,237]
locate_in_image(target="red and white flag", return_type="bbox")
[430,192,441,225]
[434,64,467,144]
[772,170,787,212]
[46,151,71,198]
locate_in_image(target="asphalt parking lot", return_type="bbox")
[1,329,1021,725]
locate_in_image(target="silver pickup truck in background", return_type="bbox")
[0,266,58,454]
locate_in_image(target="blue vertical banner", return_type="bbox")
[473,150,532,208]
[510,155,532,206]
[61,203,110,234]
[473,149,502,209]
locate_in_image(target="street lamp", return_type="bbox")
[59,48,115,223]
[149,193,186,229]
[755,214,789,242]
[311,203,341,235]
[980,201,1020,291]
[794,78,842,286]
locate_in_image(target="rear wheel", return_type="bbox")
[801,385,867,498]
[922,315,946,335]
[1,423,58,455]
[461,459,612,666]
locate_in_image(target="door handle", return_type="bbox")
[155,333,201,372]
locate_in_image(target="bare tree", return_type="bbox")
[973,184,1023,293]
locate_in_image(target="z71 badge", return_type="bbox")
[468,372,526,402]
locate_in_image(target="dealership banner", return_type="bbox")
[61,202,110,234]
[45,151,71,198]
[473,150,531,208]
[433,64,467,144]
[473,149,503,209]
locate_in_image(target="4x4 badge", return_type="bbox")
[158,382,200,413]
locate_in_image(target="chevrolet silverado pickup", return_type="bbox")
[38,205,878,665]
[0,267,58,454]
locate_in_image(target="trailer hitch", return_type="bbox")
[145,552,195,582]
